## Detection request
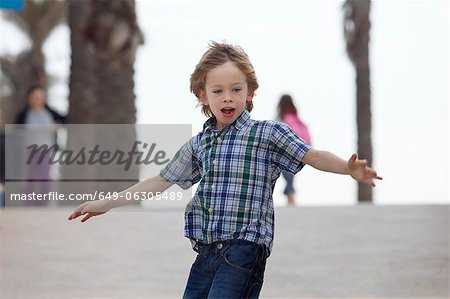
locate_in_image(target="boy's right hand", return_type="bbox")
[67,199,111,222]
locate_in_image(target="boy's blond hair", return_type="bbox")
[190,41,259,117]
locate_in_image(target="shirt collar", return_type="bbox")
[203,110,251,132]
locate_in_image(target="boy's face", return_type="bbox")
[200,61,253,130]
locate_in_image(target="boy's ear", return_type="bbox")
[199,90,208,105]
[246,90,255,101]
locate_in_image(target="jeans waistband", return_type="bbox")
[193,239,267,259]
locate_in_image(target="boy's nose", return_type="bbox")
[223,93,232,102]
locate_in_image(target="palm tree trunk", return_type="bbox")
[60,0,97,205]
[343,0,373,202]
[86,0,142,191]
[355,44,373,203]
[14,50,47,109]
[63,0,143,200]
[84,0,142,125]
[67,0,96,124]
[94,64,137,124]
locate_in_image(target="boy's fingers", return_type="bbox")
[348,154,358,169]
[68,202,90,220]
[80,212,106,222]
[68,211,82,220]
[370,170,383,180]
[81,213,92,222]
[365,179,375,187]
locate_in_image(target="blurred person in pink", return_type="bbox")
[277,94,312,206]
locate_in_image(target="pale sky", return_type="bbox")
[1,0,448,206]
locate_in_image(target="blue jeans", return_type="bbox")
[182,239,267,299]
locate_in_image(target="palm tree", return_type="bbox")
[58,0,97,203]
[343,0,373,203]
[62,0,144,200]
[67,0,143,124]
[67,0,95,124]
[3,0,66,111]
[84,0,143,191]
[83,0,143,124]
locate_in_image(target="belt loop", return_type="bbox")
[204,242,215,257]
[193,240,200,253]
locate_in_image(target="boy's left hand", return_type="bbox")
[348,153,383,187]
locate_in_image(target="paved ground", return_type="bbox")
[0,204,448,299]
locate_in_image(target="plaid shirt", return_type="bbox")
[160,110,310,254]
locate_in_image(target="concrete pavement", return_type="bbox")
[0,204,448,298]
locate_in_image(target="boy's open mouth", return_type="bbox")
[221,108,235,116]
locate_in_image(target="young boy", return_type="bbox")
[68,42,382,298]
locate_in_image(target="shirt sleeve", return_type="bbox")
[270,121,311,174]
[159,137,202,190]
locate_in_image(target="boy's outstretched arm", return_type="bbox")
[302,149,382,187]
[67,175,173,222]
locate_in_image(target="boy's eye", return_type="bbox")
[233,88,242,92]
[213,90,222,94]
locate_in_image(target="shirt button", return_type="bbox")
[208,207,213,213]
[211,184,214,189]
[217,137,221,142]
[217,243,223,249]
